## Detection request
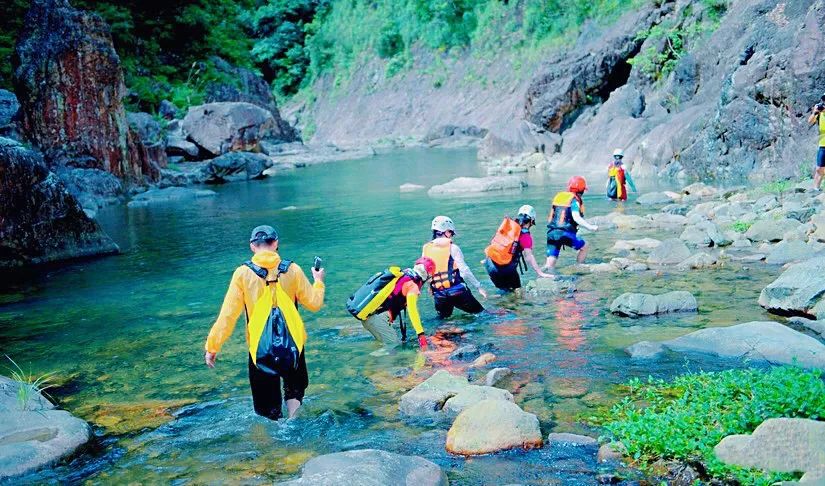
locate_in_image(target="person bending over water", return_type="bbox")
[204,225,325,420]
[543,176,599,275]
[422,216,488,318]
[484,204,553,291]
[346,257,436,350]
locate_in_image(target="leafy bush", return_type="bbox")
[590,366,825,485]
[730,220,751,233]
[762,179,793,194]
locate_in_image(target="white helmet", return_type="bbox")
[613,148,624,158]
[517,204,536,223]
[431,215,456,234]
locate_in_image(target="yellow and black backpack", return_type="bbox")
[346,267,406,321]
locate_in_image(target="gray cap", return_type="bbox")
[249,225,279,243]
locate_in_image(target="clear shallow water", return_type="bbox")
[0,148,783,484]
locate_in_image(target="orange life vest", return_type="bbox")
[485,217,523,266]
[422,241,460,291]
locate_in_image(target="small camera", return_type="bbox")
[818,94,825,111]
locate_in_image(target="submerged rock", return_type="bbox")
[485,367,511,387]
[127,187,216,207]
[524,277,576,297]
[625,341,666,359]
[676,252,718,270]
[0,138,119,268]
[399,183,425,192]
[714,418,825,481]
[611,291,697,317]
[279,449,448,486]
[759,257,825,317]
[546,432,598,447]
[445,399,542,455]
[0,376,91,479]
[662,321,825,369]
[427,176,526,197]
[199,152,273,184]
[636,192,677,205]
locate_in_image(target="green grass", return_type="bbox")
[5,355,55,411]
[588,366,825,485]
[761,179,794,194]
[730,220,751,233]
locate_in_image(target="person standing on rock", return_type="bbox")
[606,149,636,201]
[204,225,325,420]
[422,216,488,318]
[484,205,554,291]
[543,176,599,274]
[809,94,825,191]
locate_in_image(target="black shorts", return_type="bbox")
[485,257,521,291]
[248,352,308,420]
[817,146,825,168]
[433,284,484,318]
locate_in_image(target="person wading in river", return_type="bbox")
[204,225,325,420]
[422,216,488,318]
[484,204,553,291]
[543,176,599,275]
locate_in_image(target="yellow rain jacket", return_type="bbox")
[205,250,325,354]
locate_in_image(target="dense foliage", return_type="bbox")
[590,366,825,485]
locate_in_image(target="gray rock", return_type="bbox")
[126,112,163,145]
[610,291,697,317]
[166,136,200,159]
[714,418,825,479]
[677,252,718,270]
[0,89,19,128]
[0,138,119,268]
[546,433,598,447]
[0,410,91,479]
[625,341,666,359]
[612,238,661,252]
[485,368,512,387]
[199,152,273,184]
[662,321,825,369]
[636,192,675,205]
[427,176,526,197]
[0,376,54,413]
[399,370,513,420]
[158,100,179,120]
[449,345,480,361]
[182,102,277,156]
[446,399,542,455]
[399,183,425,192]
[765,240,821,265]
[647,239,692,265]
[128,187,216,207]
[524,278,576,297]
[745,219,800,242]
[759,257,825,317]
[788,316,825,338]
[597,442,627,463]
[661,204,689,216]
[278,449,447,486]
[752,195,779,213]
[56,167,123,211]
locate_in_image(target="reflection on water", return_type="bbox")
[0,148,783,484]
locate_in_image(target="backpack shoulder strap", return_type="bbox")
[277,259,293,277]
[242,261,269,280]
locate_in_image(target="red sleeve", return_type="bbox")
[518,232,533,250]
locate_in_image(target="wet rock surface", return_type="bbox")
[445,399,542,455]
[427,175,526,196]
[610,291,698,317]
[279,449,448,486]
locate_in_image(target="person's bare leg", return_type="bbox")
[576,243,589,264]
[815,168,825,190]
[543,256,557,271]
[286,399,301,418]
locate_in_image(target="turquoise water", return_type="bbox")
[0,148,782,484]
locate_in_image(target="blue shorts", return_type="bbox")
[817,146,825,168]
[546,230,586,258]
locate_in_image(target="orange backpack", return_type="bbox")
[485,217,522,266]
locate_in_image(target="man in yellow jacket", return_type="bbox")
[204,225,325,420]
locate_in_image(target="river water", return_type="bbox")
[1,148,781,484]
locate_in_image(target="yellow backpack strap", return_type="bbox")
[274,260,307,353]
[245,262,273,366]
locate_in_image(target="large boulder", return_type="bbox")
[278,449,448,486]
[198,152,274,184]
[765,240,823,265]
[204,57,299,143]
[759,257,825,317]
[182,102,278,156]
[0,376,92,479]
[714,418,825,480]
[427,176,526,197]
[398,370,513,421]
[445,399,542,455]
[0,138,119,268]
[662,321,825,369]
[55,167,123,213]
[127,112,168,176]
[745,219,800,242]
[610,291,698,317]
[647,239,692,265]
[13,0,160,183]
[0,89,19,137]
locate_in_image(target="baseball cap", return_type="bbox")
[249,225,279,243]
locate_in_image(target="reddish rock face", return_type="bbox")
[13,0,160,184]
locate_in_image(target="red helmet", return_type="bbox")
[568,176,588,193]
[414,257,436,276]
